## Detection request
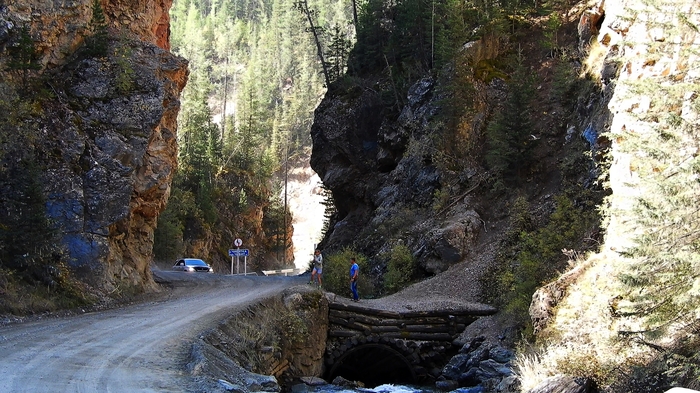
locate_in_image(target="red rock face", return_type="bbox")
[153,0,172,50]
[102,0,172,49]
[5,0,173,68]
[2,1,187,292]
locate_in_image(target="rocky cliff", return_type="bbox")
[311,73,486,276]
[312,0,700,389]
[2,0,172,65]
[524,0,700,391]
[310,27,596,277]
[0,1,186,294]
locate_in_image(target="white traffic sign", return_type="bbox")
[234,238,243,247]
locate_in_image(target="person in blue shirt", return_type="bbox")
[349,257,359,302]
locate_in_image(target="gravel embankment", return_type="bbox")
[332,230,509,345]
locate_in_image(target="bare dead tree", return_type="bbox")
[293,0,332,87]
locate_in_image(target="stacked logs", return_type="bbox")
[328,305,475,341]
[325,300,495,371]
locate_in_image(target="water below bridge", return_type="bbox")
[292,382,449,393]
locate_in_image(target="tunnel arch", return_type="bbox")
[326,343,417,388]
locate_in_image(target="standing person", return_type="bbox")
[310,249,323,288]
[349,257,359,302]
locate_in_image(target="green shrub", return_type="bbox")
[432,187,451,212]
[321,247,375,299]
[383,244,415,293]
[377,206,417,238]
[507,195,598,319]
[487,193,600,325]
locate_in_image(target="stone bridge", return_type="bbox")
[324,297,497,387]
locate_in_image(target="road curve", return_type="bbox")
[0,271,306,392]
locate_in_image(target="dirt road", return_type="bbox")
[0,270,306,392]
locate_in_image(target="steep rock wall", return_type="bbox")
[530,0,700,336]
[0,1,186,292]
[310,35,505,275]
[524,0,700,389]
[3,0,171,68]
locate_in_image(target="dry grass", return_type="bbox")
[582,39,610,81]
[515,252,660,390]
[0,269,92,316]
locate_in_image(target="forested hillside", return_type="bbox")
[154,0,353,271]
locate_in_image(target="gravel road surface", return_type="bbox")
[0,269,306,392]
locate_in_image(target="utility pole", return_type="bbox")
[283,139,289,266]
[431,0,435,69]
[221,54,229,142]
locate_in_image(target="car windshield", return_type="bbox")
[185,259,207,266]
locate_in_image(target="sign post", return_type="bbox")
[228,239,251,275]
[234,238,242,274]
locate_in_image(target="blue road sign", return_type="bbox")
[228,249,250,257]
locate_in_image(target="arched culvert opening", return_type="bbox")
[326,344,417,387]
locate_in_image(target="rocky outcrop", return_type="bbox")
[310,81,390,240]
[46,40,186,290]
[311,71,492,274]
[518,0,700,390]
[190,286,329,391]
[0,1,186,292]
[436,336,518,393]
[3,1,172,69]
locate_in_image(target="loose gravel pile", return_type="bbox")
[336,229,512,346]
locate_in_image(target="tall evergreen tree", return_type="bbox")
[6,25,42,90]
[349,0,388,75]
[485,54,535,191]
[85,0,109,57]
[325,24,351,83]
[0,158,60,271]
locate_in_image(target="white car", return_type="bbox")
[172,258,214,273]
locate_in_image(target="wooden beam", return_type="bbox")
[381,332,455,341]
[329,329,361,338]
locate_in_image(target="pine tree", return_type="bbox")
[325,25,351,83]
[485,53,535,191]
[6,25,42,90]
[0,159,60,271]
[294,0,332,87]
[85,0,109,57]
